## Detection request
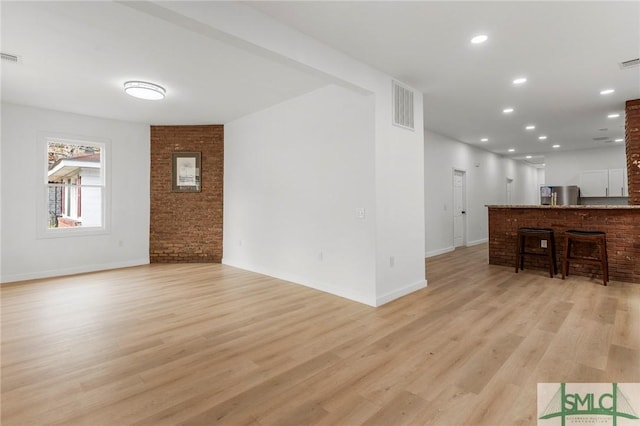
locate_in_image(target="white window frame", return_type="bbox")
[37,133,111,239]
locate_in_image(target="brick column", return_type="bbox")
[626,99,640,205]
[150,125,224,263]
[625,99,640,206]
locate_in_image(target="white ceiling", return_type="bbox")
[0,1,329,125]
[2,1,639,165]
[248,1,640,164]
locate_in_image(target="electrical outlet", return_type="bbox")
[541,239,547,248]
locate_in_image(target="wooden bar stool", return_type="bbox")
[515,228,557,278]
[561,230,608,286]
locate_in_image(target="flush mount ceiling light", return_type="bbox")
[538,135,547,140]
[124,81,166,100]
[512,77,527,85]
[525,125,536,130]
[526,155,532,159]
[471,34,488,44]
[614,138,624,142]
[503,108,514,114]
[480,137,489,142]
[608,113,620,118]
[600,89,615,95]
[552,144,560,148]
[508,148,515,152]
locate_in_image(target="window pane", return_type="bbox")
[47,141,102,183]
[47,184,103,229]
[46,140,104,229]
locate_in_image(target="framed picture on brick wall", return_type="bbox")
[172,152,201,192]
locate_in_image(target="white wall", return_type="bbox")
[544,146,626,185]
[1,103,150,282]
[224,85,378,305]
[160,1,427,306]
[2,3,427,304]
[424,130,538,257]
[537,168,546,187]
[374,85,425,305]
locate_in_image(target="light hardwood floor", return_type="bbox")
[2,244,639,425]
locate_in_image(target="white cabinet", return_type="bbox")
[579,170,608,197]
[579,168,628,197]
[608,169,628,197]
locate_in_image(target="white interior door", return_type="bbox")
[453,170,466,248]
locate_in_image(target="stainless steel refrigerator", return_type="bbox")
[540,185,580,205]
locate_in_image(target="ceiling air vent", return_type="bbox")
[1,52,19,63]
[619,58,640,69]
[392,80,415,131]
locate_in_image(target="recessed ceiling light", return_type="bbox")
[552,144,560,148]
[480,138,489,142]
[503,108,514,114]
[608,113,620,118]
[614,138,624,142]
[538,135,547,140]
[471,34,488,44]
[513,77,527,85]
[526,155,532,159]
[600,89,615,95]
[124,80,166,100]
[508,148,515,152]
[525,125,536,130]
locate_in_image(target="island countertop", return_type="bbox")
[487,204,640,209]
[487,205,640,283]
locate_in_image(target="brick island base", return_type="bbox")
[487,205,640,283]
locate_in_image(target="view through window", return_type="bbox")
[47,140,104,229]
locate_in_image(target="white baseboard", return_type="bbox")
[222,257,377,306]
[466,238,488,247]
[1,258,150,284]
[425,246,455,258]
[375,279,427,307]
[222,258,428,308]
[424,239,487,259]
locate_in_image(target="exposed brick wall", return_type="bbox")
[150,125,224,263]
[488,207,640,283]
[626,99,640,205]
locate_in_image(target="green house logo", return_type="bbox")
[538,383,639,426]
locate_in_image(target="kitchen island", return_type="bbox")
[487,205,640,283]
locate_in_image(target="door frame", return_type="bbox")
[506,177,514,205]
[452,168,467,248]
